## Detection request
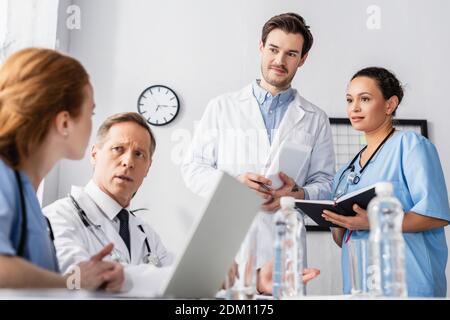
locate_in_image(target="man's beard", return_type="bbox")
[261,65,296,89]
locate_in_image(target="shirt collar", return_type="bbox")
[84,180,129,221]
[252,79,295,106]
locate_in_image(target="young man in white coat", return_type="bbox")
[44,112,173,295]
[181,13,334,293]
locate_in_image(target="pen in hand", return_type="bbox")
[251,180,272,192]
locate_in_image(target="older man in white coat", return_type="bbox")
[44,112,173,295]
[181,13,334,293]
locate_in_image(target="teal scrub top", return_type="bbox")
[332,131,450,297]
[0,159,59,272]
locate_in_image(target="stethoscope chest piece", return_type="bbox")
[347,170,360,185]
[144,253,161,266]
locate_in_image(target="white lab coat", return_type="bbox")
[181,83,335,266]
[43,184,174,296]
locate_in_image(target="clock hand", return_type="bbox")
[147,92,161,110]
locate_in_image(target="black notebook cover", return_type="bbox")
[295,185,376,228]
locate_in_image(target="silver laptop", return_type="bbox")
[159,171,261,298]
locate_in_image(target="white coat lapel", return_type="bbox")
[128,214,147,264]
[70,186,104,226]
[238,84,270,173]
[275,94,306,142]
[104,218,132,263]
[265,93,306,168]
[70,186,131,263]
[239,84,271,149]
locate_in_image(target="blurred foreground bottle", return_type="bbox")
[367,182,407,297]
[272,196,306,299]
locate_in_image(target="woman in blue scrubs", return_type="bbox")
[322,67,450,297]
[0,48,123,291]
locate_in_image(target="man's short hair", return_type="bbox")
[261,12,314,58]
[96,112,156,158]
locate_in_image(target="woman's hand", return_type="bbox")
[324,207,449,234]
[257,261,320,294]
[322,204,370,230]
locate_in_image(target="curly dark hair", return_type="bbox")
[351,67,404,115]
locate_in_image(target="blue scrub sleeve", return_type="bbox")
[0,189,16,256]
[404,140,450,221]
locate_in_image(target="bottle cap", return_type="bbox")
[375,182,393,195]
[280,196,296,209]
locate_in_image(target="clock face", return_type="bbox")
[137,85,180,126]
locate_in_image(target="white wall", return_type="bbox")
[46,0,450,295]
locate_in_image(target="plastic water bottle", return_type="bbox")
[367,182,407,297]
[272,196,306,299]
[272,206,286,299]
[297,209,307,296]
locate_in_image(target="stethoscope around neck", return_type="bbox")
[68,194,161,266]
[333,128,395,201]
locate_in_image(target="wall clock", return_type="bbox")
[137,85,180,126]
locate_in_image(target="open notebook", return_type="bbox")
[295,184,376,228]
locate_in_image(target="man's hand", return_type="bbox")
[331,227,346,248]
[257,261,320,295]
[76,243,125,292]
[222,261,239,289]
[237,172,273,200]
[102,262,125,293]
[262,172,304,212]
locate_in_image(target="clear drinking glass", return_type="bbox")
[348,238,369,297]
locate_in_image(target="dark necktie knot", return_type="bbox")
[117,209,131,257]
[117,209,129,223]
